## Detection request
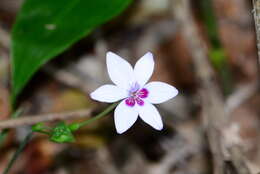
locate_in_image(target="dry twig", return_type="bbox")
[226,82,258,113]
[228,146,251,174]
[172,0,250,174]
[0,108,92,129]
[252,0,260,85]
[0,26,10,49]
[172,0,226,173]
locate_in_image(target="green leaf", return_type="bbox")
[11,0,132,102]
[31,122,51,135]
[31,122,45,132]
[209,48,226,69]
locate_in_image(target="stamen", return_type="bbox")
[126,84,149,107]
[138,88,149,98]
[125,97,135,107]
[136,98,144,106]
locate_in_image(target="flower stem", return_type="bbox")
[77,102,118,129]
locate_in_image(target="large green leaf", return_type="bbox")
[11,0,132,102]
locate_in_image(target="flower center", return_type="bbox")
[125,83,149,107]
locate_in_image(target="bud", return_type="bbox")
[50,122,75,143]
[69,123,80,132]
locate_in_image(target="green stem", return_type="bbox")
[78,102,118,128]
[36,130,51,135]
[3,132,33,174]
[0,129,9,148]
[0,108,24,148]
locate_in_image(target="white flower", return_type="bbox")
[90,52,178,134]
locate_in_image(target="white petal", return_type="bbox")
[144,81,178,104]
[137,102,163,130]
[106,52,135,89]
[114,100,138,134]
[90,85,128,103]
[134,52,154,87]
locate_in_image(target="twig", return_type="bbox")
[226,82,258,113]
[147,136,201,174]
[252,0,260,86]
[222,123,251,174]
[172,1,251,174]
[228,145,251,174]
[0,108,92,129]
[0,108,23,147]
[0,26,10,49]
[172,0,227,174]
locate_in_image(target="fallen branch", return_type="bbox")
[229,145,251,174]
[172,0,227,173]
[0,26,10,49]
[0,108,92,129]
[252,0,260,86]
[172,1,252,174]
[226,82,258,113]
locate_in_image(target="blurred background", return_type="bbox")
[0,0,260,174]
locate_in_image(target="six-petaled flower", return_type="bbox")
[90,52,178,134]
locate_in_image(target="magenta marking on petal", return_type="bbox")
[125,97,135,107]
[126,84,147,107]
[138,88,149,98]
[136,98,144,106]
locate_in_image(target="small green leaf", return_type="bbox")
[31,122,51,135]
[31,123,45,132]
[11,0,132,102]
[50,122,75,143]
[69,123,80,132]
[209,48,226,69]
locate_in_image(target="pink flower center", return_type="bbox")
[125,83,149,107]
